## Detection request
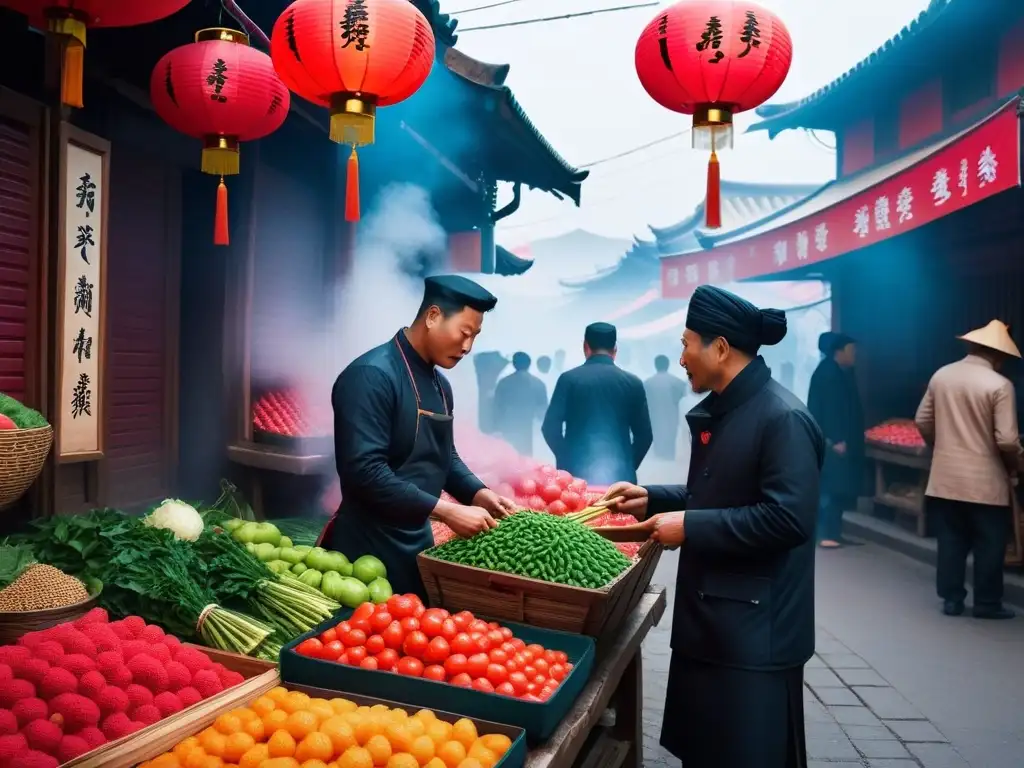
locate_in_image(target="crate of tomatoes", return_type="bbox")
[280,595,595,742]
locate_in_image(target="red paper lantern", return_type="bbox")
[2,0,191,107]
[269,0,436,221]
[635,1,793,228]
[150,28,291,245]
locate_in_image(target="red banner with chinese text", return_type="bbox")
[662,101,1022,299]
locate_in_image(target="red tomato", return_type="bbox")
[486,664,509,686]
[486,630,504,647]
[396,656,424,677]
[473,634,493,654]
[420,614,444,638]
[423,636,451,664]
[438,618,458,641]
[337,651,350,665]
[534,658,550,677]
[540,483,562,503]
[547,500,568,516]
[422,664,446,682]
[500,627,513,641]
[523,666,537,679]
[549,663,567,681]
[487,622,500,630]
[566,663,574,672]
[505,659,519,674]
[450,672,473,688]
[501,641,516,655]
[468,619,489,634]
[387,595,417,619]
[422,607,449,622]
[521,693,542,703]
[347,646,368,665]
[538,685,556,701]
[321,640,345,661]
[553,651,568,665]
[508,671,529,695]
[444,654,468,677]
[400,617,420,633]
[296,638,323,657]
[452,611,475,631]
[568,478,587,494]
[472,678,495,693]
[489,649,508,665]
[450,633,475,656]
[561,491,582,511]
[365,635,386,655]
[532,674,547,687]
[542,650,558,665]
[467,653,490,678]
[516,477,538,496]
[403,631,430,658]
[525,495,546,510]
[375,649,399,671]
[555,469,573,487]
[494,682,516,697]
[336,621,352,635]
[318,628,338,644]
[510,638,526,651]
[359,656,379,670]
[349,618,372,635]
[527,644,545,657]
[538,464,557,478]
[370,610,393,633]
[382,621,405,650]
[342,629,367,647]
[352,602,375,621]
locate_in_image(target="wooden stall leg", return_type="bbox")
[610,651,643,768]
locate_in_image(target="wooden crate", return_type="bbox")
[417,540,662,646]
[64,648,278,768]
[107,680,529,768]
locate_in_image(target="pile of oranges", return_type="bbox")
[139,686,513,768]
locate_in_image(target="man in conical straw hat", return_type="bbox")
[915,320,1022,620]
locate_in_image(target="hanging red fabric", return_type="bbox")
[345,146,361,222]
[214,179,230,246]
[705,151,721,229]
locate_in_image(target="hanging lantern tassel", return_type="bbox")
[49,16,88,108]
[215,176,230,246]
[705,150,721,229]
[345,145,360,222]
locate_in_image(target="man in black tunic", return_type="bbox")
[603,285,824,768]
[542,322,653,485]
[322,275,517,599]
[493,352,548,456]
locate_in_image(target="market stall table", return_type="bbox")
[526,585,667,768]
[226,440,332,517]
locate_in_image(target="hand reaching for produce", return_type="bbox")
[439,504,499,538]
[652,511,686,548]
[472,487,517,519]
[600,482,649,519]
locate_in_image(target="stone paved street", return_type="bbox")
[637,541,1024,767]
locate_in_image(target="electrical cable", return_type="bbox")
[459,2,660,32]
[449,0,533,15]
[579,130,690,168]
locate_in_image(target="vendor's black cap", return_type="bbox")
[423,274,497,313]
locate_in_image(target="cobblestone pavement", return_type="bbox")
[637,543,1024,767]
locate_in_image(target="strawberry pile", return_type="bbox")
[0,609,245,767]
[865,421,926,450]
[252,389,331,438]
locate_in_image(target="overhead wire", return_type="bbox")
[449,0,534,14]
[458,2,660,32]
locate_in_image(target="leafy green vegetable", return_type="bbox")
[0,542,35,588]
[0,393,49,429]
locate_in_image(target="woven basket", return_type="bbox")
[0,425,53,509]
[0,577,102,645]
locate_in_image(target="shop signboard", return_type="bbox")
[55,126,109,462]
[662,100,1022,299]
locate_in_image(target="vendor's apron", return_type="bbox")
[318,337,453,600]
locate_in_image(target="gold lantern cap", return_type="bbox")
[195,27,250,46]
[692,104,734,151]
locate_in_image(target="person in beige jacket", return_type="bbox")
[915,320,1022,620]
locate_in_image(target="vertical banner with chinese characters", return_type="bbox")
[55,127,109,462]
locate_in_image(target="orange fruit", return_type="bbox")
[424,760,446,768]
[287,711,320,741]
[364,733,392,766]
[337,746,374,768]
[252,696,277,717]
[466,744,497,768]
[388,708,409,721]
[199,729,227,758]
[174,737,201,761]
[477,735,511,756]
[413,709,435,724]
[331,698,358,715]
[353,716,382,746]
[268,729,298,758]
[264,709,291,733]
[243,717,265,742]
[184,750,210,768]
[450,720,476,750]
[223,732,256,763]
[320,716,358,754]
[262,760,301,768]
[308,699,336,722]
[383,722,413,753]
[302,761,330,768]
[426,720,452,747]
[281,692,312,714]
[370,705,390,716]
[436,741,466,768]
[385,755,418,768]
[267,686,291,704]
[200,757,225,768]
[403,719,426,740]
[409,735,436,765]
[239,744,270,768]
[455,760,483,768]
[151,755,181,768]
[232,708,258,723]
[215,713,244,736]
[296,732,334,763]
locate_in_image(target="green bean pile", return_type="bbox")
[429,511,632,589]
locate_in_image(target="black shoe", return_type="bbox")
[942,600,965,616]
[972,606,1015,620]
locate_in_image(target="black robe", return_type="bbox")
[493,370,548,456]
[541,355,653,485]
[646,357,824,767]
[807,358,865,502]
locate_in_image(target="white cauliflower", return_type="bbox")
[143,499,204,541]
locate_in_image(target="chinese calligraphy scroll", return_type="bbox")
[56,128,108,461]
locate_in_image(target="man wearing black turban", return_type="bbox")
[601,285,825,768]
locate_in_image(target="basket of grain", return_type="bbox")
[0,563,103,645]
